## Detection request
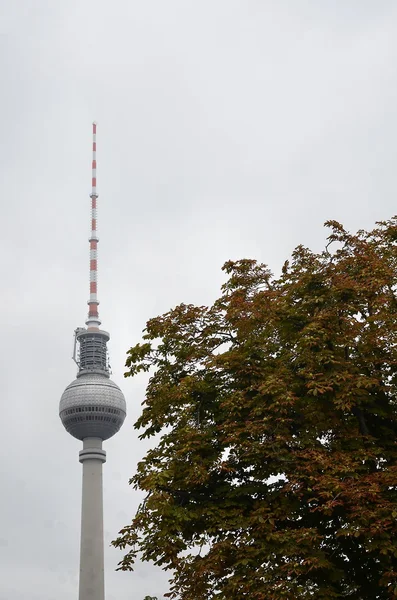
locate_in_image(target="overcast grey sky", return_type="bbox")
[1,1,397,598]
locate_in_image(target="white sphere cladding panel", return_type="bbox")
[60,373,126,441]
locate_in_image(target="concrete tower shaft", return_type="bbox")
[79,438,106,600]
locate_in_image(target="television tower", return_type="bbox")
[59,123,126,600]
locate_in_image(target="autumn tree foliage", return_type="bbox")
[113,220,397,599]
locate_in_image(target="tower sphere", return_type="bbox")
[60,373,126,441]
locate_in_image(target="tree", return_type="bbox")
[113,219,397,599]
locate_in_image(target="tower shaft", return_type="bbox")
[79,438,106,600]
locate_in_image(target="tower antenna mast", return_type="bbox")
[87,121,100,330]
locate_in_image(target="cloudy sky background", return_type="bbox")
[1,1,397,598]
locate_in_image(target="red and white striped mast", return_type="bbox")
[87,121,100,330]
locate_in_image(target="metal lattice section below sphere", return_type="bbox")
[60,373,126,441]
